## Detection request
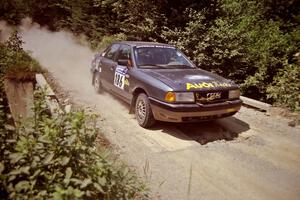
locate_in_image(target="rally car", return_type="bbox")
[91,41,242,128]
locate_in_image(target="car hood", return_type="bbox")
[141,68,236,91]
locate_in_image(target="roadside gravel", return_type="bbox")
[19,25,300,200]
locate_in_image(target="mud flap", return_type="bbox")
[129,99,134,114]
[129,95,137,114]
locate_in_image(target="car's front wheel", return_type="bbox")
[93,72,102,93]
[135,93,156,128]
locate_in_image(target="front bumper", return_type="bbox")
[149,97,242,122]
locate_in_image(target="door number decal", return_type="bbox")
[114,66,128,89]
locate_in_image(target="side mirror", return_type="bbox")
[117,59,132,68]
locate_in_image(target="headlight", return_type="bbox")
[229,89,240,99]
[165,92,195,102]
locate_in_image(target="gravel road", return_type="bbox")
[20,25,300,200]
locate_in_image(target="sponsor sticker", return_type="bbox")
[226,108,237,113]
[186,82,232,90]
[136,45,175,49]
[124,78,129,86]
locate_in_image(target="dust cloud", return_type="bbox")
[0,18,95,75]
[0,18,97,95]
[0,20,13,41]
[19,19,95,73]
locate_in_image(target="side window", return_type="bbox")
[117,45,131,60]
[104,44,120,60]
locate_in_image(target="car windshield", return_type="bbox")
[134,46,195,69]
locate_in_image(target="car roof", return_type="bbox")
[116,41,175,48]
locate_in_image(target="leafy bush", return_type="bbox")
[0,89,147,199]
[267,56,300,111]
[112,0,166,41]
[92,33,127,51]
[0,30,42,80]
[0,31,43,128]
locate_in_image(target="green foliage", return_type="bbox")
[112,0,166,41]
[0,0,30,25]
[0,89,147,199]
[267,55,300,111]
[0,31,43,128]
[93,33,127,51]
[162,9,208,60]
[0,31,42,80]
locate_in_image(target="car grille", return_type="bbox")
[195,90,229,104]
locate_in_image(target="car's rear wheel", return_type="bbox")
[93,72,102,93]
[135,93,156,128]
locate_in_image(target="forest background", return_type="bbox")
[1,0,299,111]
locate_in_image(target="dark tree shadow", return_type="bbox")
[149,117,250,145]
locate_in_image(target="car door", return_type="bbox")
[100,43,120,89]
[111,44,133,101]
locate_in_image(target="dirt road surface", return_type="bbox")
[20,26,300,200]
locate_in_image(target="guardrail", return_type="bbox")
[240,96,272,112]
[35,74,62,115]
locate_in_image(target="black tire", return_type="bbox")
[93,72,102,94]
[135,93,156,128]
